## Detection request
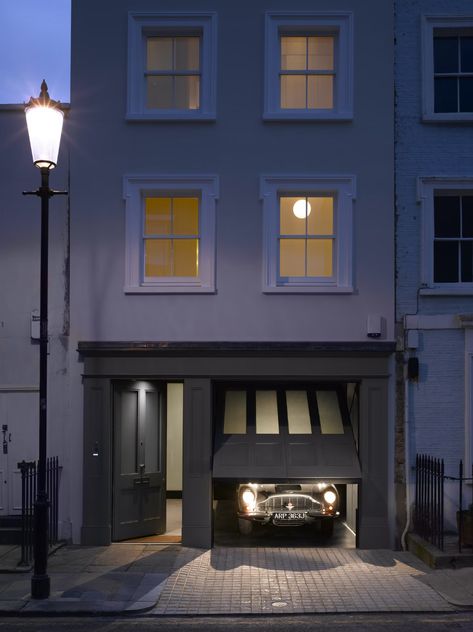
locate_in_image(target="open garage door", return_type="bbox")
[213,383,361,481]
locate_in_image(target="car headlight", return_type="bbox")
[323,490,336,505]
[241,488,256,510]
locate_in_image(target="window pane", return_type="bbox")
[461,37,473,72]
[223,391,247,434]
[147,76,173,109]
[308,36,334,71]
[280,239,305,276]
[147,37,173,71]
[145,198,172,235]
[434,37,458,73]
[316,391,344,434]
[256,391,279,434]
[434,77,458,113]
[175,76,200,109]
[175,37,200,71]
[461,241,473,282]
[173,239,198,276]
[144,391,159,473]
[120,392,138,474]
[286,391,312,434]
[463,197,473,237]
[280,75,306,108]
[145,239,172,277]
[281,36,307,70]
[308,197,333,235]
[173,198,199,235]
[434,241,459,282]
[460,78,473,112]
[280,197,307,234]
[307,239,333,277]
[434,196,460,237]
[307,75,333,109]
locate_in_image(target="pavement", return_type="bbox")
[1,542,473,616]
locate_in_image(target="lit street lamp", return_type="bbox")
[23,81,67,599]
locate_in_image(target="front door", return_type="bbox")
[112,381,166,540]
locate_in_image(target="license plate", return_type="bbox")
[273,512,305,520]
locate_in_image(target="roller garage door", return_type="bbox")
[213,382,361,481]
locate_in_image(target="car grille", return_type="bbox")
[259,495,315,512]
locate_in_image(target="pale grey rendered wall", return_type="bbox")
[70,0,395,542]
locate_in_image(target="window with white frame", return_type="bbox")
[260,175,355,292]
[264,12,353,120]
[123,175,218,292]
[418,177,473,292]
[422,16,473,121]
[127,13,217,120]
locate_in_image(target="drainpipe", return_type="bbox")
[401,365,410,550]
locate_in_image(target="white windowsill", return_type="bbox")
[420,287,473,296]
[124,285,216,294]
[263,285,354,294]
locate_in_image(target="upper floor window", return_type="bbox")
[433,193,473,283]
[260,175,355,293]
[146,36,200,110]
[434,34,473,114]
[418,177,473,294]
[280,35,334,110]
[422,16,473,121]
[264,12,353,120]
[127,13,217,120]
[123,175,218,293]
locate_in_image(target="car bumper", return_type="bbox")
[238,511,335,527]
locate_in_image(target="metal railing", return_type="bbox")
[414,453,473,553]
[17,457,61,566]
[414,454,444,550]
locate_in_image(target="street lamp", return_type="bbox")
[24,80,67,599]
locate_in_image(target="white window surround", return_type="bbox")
[123,175,219,293]
[418,176,473,295]
[264,12,354,121]
[421,15,473,122]
[260,175,356,293]
[127,12,217,120]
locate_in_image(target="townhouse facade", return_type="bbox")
[395,0,473,530]
[2,0,396,549]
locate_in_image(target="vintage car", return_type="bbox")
[237,482,340,536]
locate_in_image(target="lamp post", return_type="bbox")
[24,80,67,599]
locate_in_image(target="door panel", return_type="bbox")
[113,382,166,541]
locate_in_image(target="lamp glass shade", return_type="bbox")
[25,105,64,169]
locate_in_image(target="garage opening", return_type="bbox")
[213,382,360,546]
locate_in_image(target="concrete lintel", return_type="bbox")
[404,314,464,330]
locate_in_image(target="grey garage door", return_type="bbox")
[213,383,361,481]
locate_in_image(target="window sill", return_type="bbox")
[263,110,353,122]
[420,286,473,296]
[124,284,216,294]
[422,112,473,123]
[263,285,354,294]
[126,111,216,122]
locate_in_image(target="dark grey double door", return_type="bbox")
[112,382,166,541]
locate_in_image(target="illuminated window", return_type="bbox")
[127,13,217,120]
[144,197,199,278]
[264,12,353,120]
[260,175,355,293]
[280,36,334,110]
[279,196,334,279]
[146,37,200,110]
[123,175,218,293]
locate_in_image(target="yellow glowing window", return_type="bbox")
[144,197,199,278]
[279,196,334,278]
[280,36,334,109]
[146,36,200,110]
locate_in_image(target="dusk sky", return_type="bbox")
[0,1,71,104]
